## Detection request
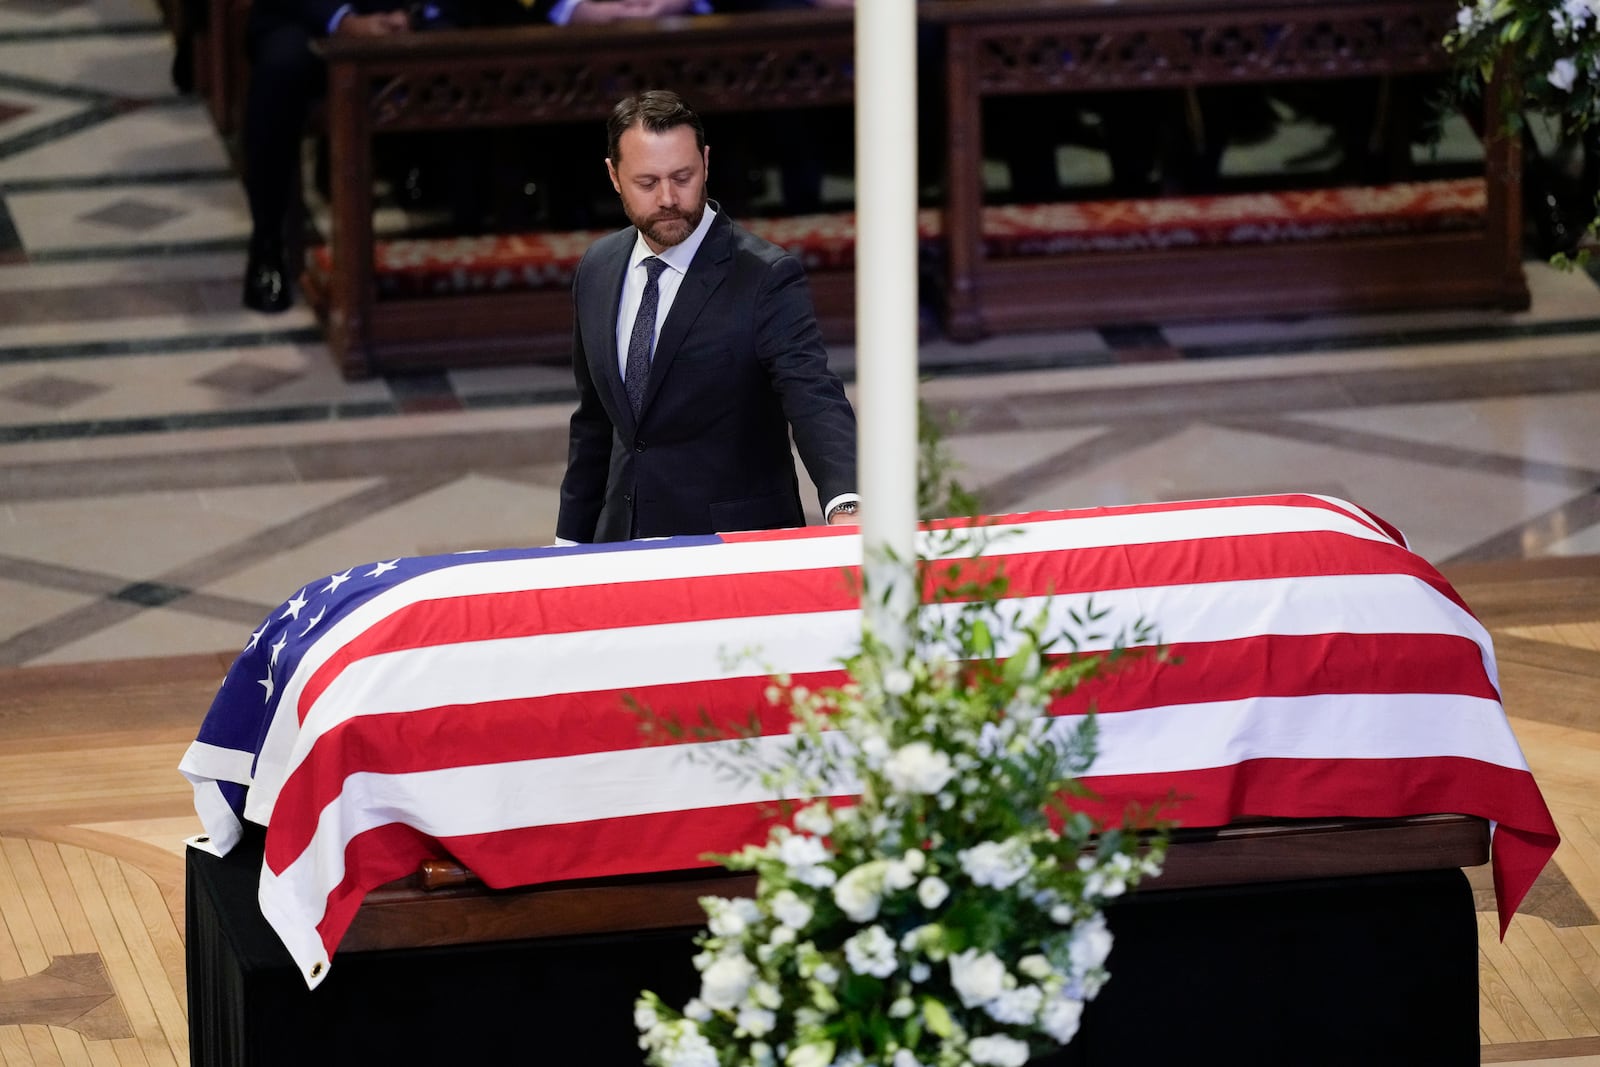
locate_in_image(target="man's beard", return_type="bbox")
[629,191,707,248]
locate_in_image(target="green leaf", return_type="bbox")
[922,997,955,1039]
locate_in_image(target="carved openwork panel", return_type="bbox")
[968,9,1453,92]
[365,43,855,131]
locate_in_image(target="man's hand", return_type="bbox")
[827,507,860,526]
[335,10,410,35]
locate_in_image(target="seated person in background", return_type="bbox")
[241,0,465,312]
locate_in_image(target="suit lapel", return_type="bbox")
[584,233,634,430]
[641,211,731,415]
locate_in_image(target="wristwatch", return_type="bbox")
[826,501,860,521]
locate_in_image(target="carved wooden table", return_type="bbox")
[313,9,855,379]
[922,0,1529,340]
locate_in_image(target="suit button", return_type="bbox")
[623,493,632,504]
[634,441,645,453]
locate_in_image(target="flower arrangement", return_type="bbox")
[634,513,1169,1067]
[1446,0,1600,129]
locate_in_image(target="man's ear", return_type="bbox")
[606,157,621,194]
[702,145,710,184]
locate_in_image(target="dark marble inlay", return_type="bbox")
[0,372,107,409]
[0,324,322,366]
[0,21,165,41]
[26,235,249,263]
[194,360,305,396]
[0,99,33,126]
[0,166,236,193]
[0,399,399,444]
[111,580,187,607]
[0,100,121,161]
[78,196,184,233]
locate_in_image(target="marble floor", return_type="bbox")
[0,0,1599,1062]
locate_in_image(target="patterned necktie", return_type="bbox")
[625,256,668,419]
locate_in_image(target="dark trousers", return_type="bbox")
[242,19,325,251]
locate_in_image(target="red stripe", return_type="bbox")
[294,528,1458,725]
[311,821,450,957]
[1072,755,1558,933]
[266,631,1496,874]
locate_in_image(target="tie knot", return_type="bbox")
[641,256,667,282]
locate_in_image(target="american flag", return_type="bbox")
[179,494,1558,989]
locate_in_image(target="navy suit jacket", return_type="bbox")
[557,210,857,543]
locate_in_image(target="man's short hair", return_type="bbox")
[608,90,706,165]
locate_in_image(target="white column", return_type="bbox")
[855,0,919,646]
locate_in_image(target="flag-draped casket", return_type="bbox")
[179,493,1559,988]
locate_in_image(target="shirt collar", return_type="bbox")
[629,201,718,276]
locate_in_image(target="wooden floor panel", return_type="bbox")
[0,556,1594,1064]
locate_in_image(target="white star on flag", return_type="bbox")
[367,560,400,579]
[245,626,265,652]
[258,671,275,702]
[300,606,326,638]
[280,588,309,620]
[322,570,353,594]
[271,633,288,666]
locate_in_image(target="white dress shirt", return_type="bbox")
[614,204,717,379]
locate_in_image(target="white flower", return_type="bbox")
[883,667,914,695]
[884,740,956,794]
[910,961,931,982]
[985,984,1043,1025]
[967,1034,1031,1067]
[1549,57,1579,92]
[634,1000,659,1033]
[706,896,760,937]
[884,856,920,891]
[769,925,797,947]
[1068,913,1113,975]
[892,1049,923,1067]
[1040,994,1085,1043]
[786,1042,835,1067]
[813,961,840,986]
[917,876,950,909]
[843,924,898,978]
[1017,954,1054,981]
[794,803,834,836]
[643,1020,720,1067]
[777,833,837,888]
[958,838,1033,889]
[888,997,915,1018]
[948,948,1008,1008]
[833,861,887,922]
[771,889,815,930]
[736,1006,777,1037]
[699,954,757,1012]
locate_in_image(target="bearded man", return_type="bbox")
[555,90,861,544]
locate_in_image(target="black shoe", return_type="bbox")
[242,242,292,313]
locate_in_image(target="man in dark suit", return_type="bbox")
[556,91,859,543]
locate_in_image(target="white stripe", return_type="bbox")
[180,739,257,786]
